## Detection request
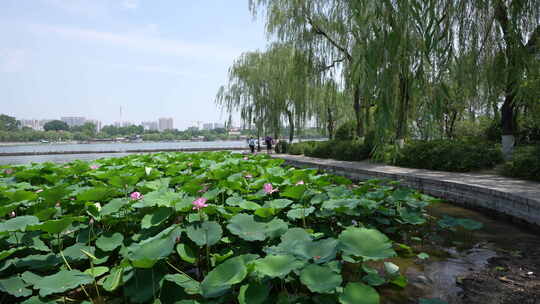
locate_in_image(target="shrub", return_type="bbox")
[288,141,318,155]
[335,121,356,140]
[502,145,540,181]
[275,140,289,154]
[395,139,503,172]
[302,140,371,161]
[306,141,334,158]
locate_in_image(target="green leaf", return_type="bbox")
[62,243,95,262]
[417,252,430,260]
[238,282,270,304]
[77,187,114,201]
[141,207,173,229]
[291,238,339,263]
[102,266,124,292]
[338,227,396,261]
[133,190,180,208]
[280,185,306,200]
[227,214,287,242]
[164,274,200,295]
[186,221,222,247]
[0,215,40,232]
[286,207,315,220]
[100,198,130,216]
[176,243,197,264]
[28,217,74,234]
[20,296,56,304]
[200,254,258,298]
[253,255,305,278]
[339,282,380,304]
[96,232,124,252]
[362,273,386,286]
[254,207,276,218]
[127,226,182,268]
[263,199,293,209]
[389,274,408,288]
[34,270,93,297]
[0,275,32,297]
[84,266,109,277]
[419,299,448,304]
[300,264,342,294]
[21,271,42,286]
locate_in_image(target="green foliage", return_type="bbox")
[0,114,20,131]
[395,139,503,172]
[43,120,69,132]
[502,145,540,181]
[335,121,357,141]
[301,140,372,161]
[275,140,289,154]
[0,151,447,302]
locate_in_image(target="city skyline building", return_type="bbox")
[61,116,86,128]
[142,121,158,131]
[158,117,174,131]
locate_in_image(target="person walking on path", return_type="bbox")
[264,136,273,154]
[248,137,256,154]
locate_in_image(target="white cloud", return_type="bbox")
[41,0,110,17]
[0,49,27,73]
[28,24,242,62]
[121,0,139,10]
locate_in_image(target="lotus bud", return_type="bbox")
[9,211,16,218]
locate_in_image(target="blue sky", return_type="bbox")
[0,0,268,129]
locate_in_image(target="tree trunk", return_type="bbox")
[353,84,364,138]
[326,106,334,140]
[286,110,294,143]
[396,73,410,147]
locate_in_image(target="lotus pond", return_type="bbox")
[0,152,483,304]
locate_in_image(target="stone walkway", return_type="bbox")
[272,154,540,227]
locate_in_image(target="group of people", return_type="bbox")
[247,136,274,154]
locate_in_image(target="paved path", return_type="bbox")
[273,154,540,226]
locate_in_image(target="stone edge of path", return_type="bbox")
[273,154,540,228]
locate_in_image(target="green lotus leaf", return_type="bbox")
[419,299,448,304]
[141,207,173,229]
[27,217,76,234]
[321,199,361,211]
[84,266,109,277]
[291,238,339,263]
[186,221,222,247]
[4,190,38,203]
[102,266,125,292]
[109,175,140,188]
[227,214,287,241]
[339,282,380,304]
[300,264,342,294]
[253,255,305,278]
[100,198,130,216]
[62,243,95,262]
[0,248,23,261]
[238,282,270,304]
[280,185,306,200]
[0,215,40,232]
[164,273,200,295]
[20,296,56,304]
[238,200,262,210]
[254,207,276,218]
[262,199,293,209]
[15,253,61,270]
[132,190,180,208]
[0,275,32,297]
[176,243,197,264]
[362,273,386,286]
[96,232,124,252]
[338,227,396,261]
[127,226,182,268]
[39,186,69,204]
[77,187,115,201]
[456,218,483,230]
[21,271,42,286]
[286,207,315,220]
[398,208,426,225]
[34,270,93,297]
[200,254,258,298]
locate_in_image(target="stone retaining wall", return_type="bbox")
[281,157,540,228]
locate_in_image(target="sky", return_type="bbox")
[0,0,268,130]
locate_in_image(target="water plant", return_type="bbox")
[0,151,466,303]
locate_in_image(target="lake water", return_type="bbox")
[0,141,249,165]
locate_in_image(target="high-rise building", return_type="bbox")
[202,123,213,130]
[61,116,86,127]
[213,122,225,129]
[158,117,174,131]
[20,119,41,130]
[142,121,158,131]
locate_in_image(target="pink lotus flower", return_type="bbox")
[244,174,253,179]
[296,180,305,185]
[130,192,143,200]
[63,166,71,169]
[192,197,208,210]
[89,218,94,225]
[35,189,43,193]
[90,164,100,170]
[198,185,209,193]
[9,211,16,218]
[263,183,278,194]
[55,202,61,207]
[175,236,181,243]
[243,156,249,160]
[4,169,13,175]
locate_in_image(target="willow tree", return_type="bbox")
[216,43,313,142]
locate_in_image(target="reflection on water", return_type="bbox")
[0,153,134,165]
